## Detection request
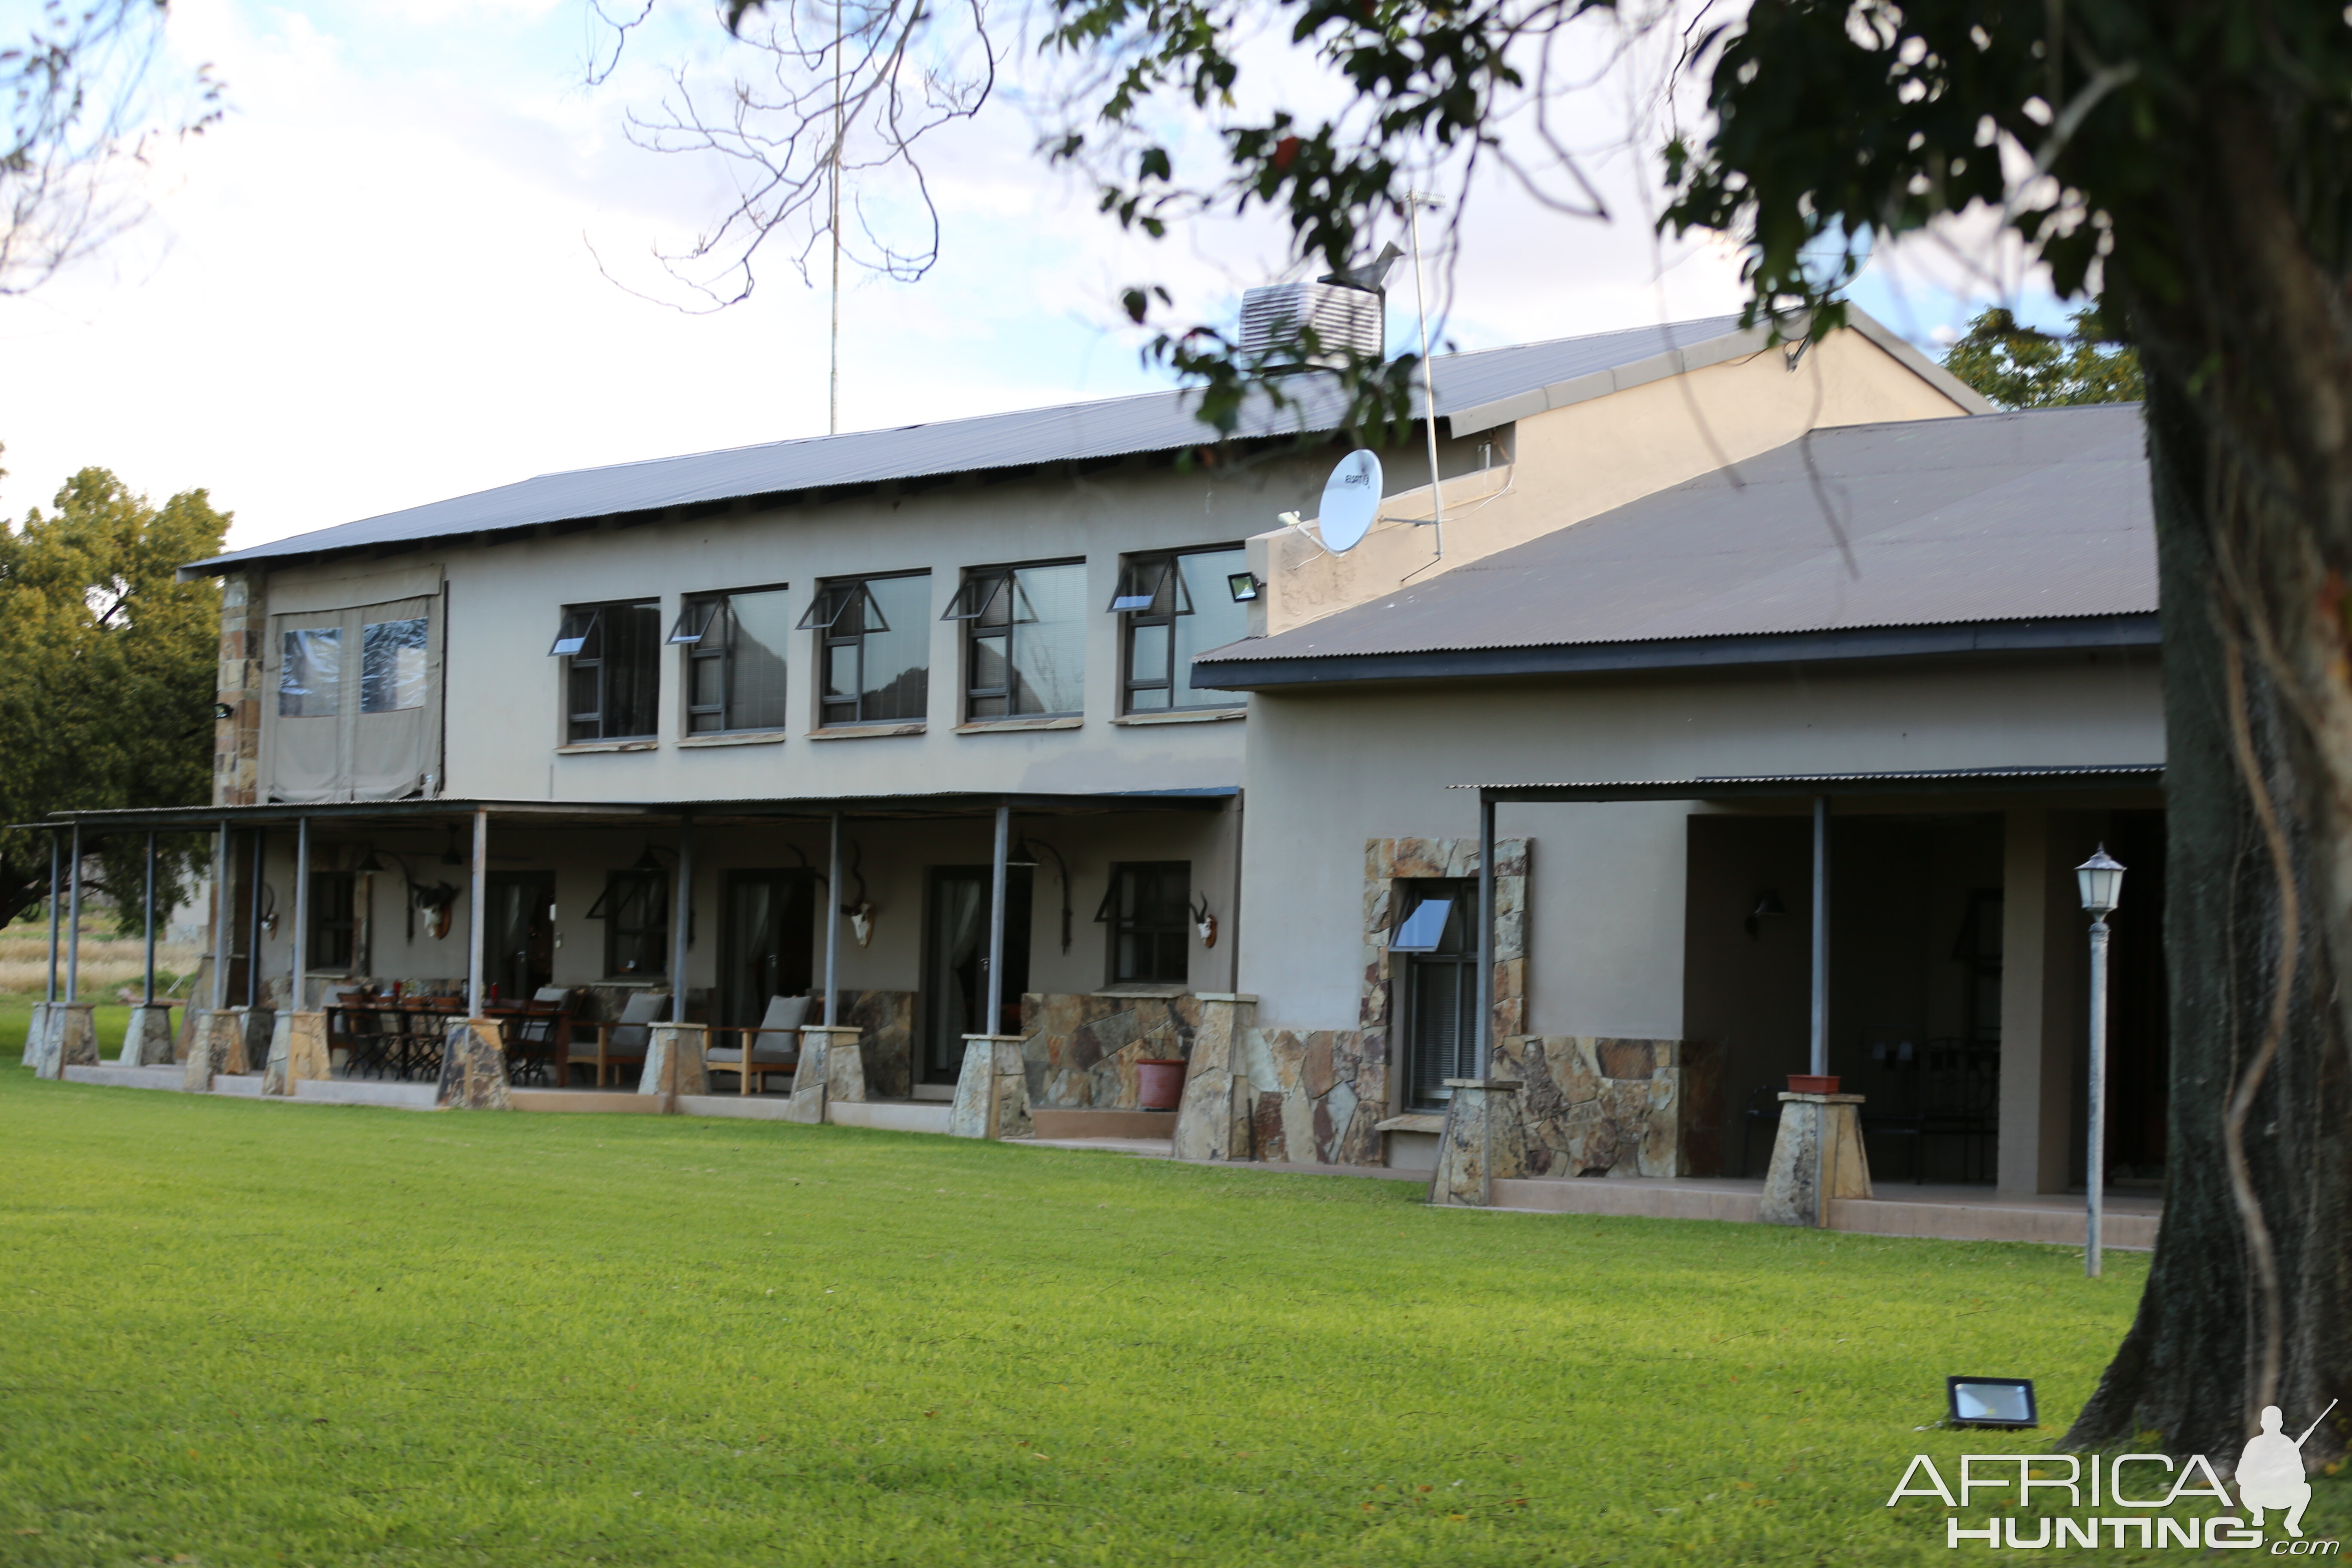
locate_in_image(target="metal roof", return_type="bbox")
[1451,765,2164,802]
[1197,402,2153,686]
[183,314,1825,575]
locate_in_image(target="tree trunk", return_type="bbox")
[2068,89,2352,1466]
[2067,374,2352,1464]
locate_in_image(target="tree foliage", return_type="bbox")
[3,0,222,295]
[1941,306,2144,410]
[0,459,225,936]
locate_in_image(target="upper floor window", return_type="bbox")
[551,600,660,743]
[948,560,1085,721]
[361,618,429,712]
[1115,546,1250,714]
[800,573,930,728]
[672,586,791,734]
[280,629,341,717]
[265,592,441,805]
[1098,861,1191,986]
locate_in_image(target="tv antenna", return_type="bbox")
[1407,188,1444,560]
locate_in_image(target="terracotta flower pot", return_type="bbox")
[1137,1058,1188,1111]
[1787,1073,1841,1095]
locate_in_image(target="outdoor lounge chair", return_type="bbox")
[561,990,668,1087]
[704,995,811,1095]
[505,986,577,1086]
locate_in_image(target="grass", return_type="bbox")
[0,992,139,1059]
[0,1071,2336,1567]
[0,928,200,1000]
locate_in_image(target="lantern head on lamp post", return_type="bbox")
[2075,844,2125,1280]
[2077,845,2125,916]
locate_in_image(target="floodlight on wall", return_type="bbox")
[1227,572,1263,603]
[1946,1377,2037,1429]
[213,701,235,720]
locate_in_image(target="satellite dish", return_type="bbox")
[1317,449,1383,553]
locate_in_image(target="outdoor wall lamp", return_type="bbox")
[212,701,235,720]
[1227,571,1262,603]
[1946,1376,2037,1429]
[2076,845,2125,1280]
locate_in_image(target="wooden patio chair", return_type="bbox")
[705,995,811,1096]
[560,990,668,1087]
[505,987,576,1086]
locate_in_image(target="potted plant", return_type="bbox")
[1137,1054,1188,1111]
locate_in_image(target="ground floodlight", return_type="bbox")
[1947,1377,2037,1429]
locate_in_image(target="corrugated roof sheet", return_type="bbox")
[188,315,1761,574]
[1197,402,2153,669]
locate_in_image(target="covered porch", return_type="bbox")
[30,788,1240,1132]
[1442,764,2167,1219]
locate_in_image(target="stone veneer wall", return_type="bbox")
[1489,1035,1719,1178]
[214,571,262,806]
[1221,836,1531,1167]
[834,989,914,1099]
[1021,991,1201,1109]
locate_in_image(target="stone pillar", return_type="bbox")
[121,1005,178,1066]
[638,1022,709,1099]
[182,1007,243,1090]
[1171,992,1255,1161]
[947,1034,1032,1139]
[21,1001,52,1068]
[29,1004,98,1079]
[1429,1078,1527,1206]
[261,1011,331,1094]
[1997,809,2088,1194]
[235,1007,273,1076]
[1759,1091,1873,1226]
[435,1018,514,1109]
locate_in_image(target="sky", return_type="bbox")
[0,0,2060,553]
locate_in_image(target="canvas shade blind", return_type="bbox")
[264,593,444,802]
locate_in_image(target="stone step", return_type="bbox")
[825,1099,952,1134]
[1488,1177,2160,1249]
[1029,1108,1179,1140]
[209,1074,267,1098]
[294,1078,438,1109]
[63,1064,187,1091]
[512,1089,664,1114]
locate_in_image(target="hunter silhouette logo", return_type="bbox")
[2241,1401,2334,1538]
[1887,1397,2339,1551]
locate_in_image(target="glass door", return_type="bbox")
[922,865,1032,1083]
[484,871,555,1003]
[721,869,816,1030]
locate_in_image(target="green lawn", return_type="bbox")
[0,1069,2331,1566]
[0,993,138,1060]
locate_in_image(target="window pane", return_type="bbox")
[360,618,428,713]
[860,575,930,721]
[825,642,859,702]
[726,589,792,730]
[1174,548,1250,706]
[280,628,341,717]
[1128,621,1171,691]
[603,603,661,737]
[969,631,1008,696]
[691,655,725,710]
[1008,563,1085,715]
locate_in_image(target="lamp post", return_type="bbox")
[2076,845,2125,1279]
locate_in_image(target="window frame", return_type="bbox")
[307,871,357,972]
[554,598,661,744]
[951,558,1087,723]
[1096,860,1192,987]
[1115,544,1249,715]
[672,584,790,735]
[802,571,930,729]
[1394,878,1479,1110]
[590,868,670,978]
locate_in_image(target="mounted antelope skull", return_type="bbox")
[1191,893,1217,948]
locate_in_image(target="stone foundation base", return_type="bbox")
[28,1003,98,1079]
[949,1035,1032,1139]
[261,1011,331,1094]
[638,1023,708,1098]
[122,1005,178,1066]
[784,1025,866,1124]
[436,1019,513,1109]
[183,1008,244,1090]
[1171,994,1253,1160]
[1759,1092,1872,1226]
[21,1001,50,1068]
[1430,1079,1526,1206]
